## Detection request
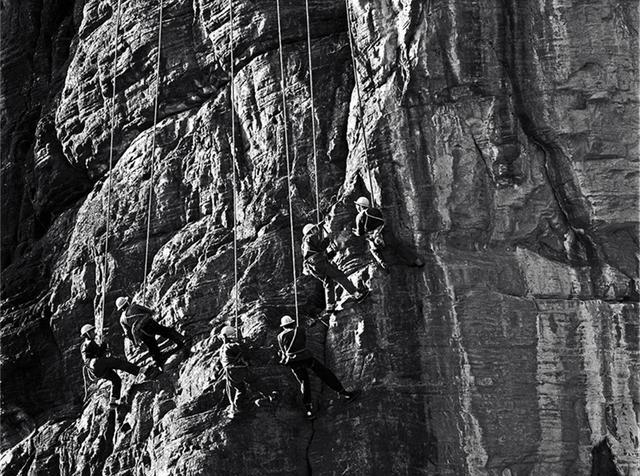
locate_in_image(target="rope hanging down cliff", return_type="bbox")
[141,0,164,301]
[345,0,377,208]
[228,0,240,339]
[98,0,123,345]
[275,0,300,332]
[304,0,321,224]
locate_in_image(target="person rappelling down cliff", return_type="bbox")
[214,325,249,419]
[80,324,140,408]
[301,222,369,313]
[277,315,359,419]
[117,296,190,371]
[352,197,425,271]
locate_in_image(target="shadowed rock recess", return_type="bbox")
[1,0,638,475]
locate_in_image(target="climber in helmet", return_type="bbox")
[277,315,358,419]
[301,222,369,313]
[353,196,424,270]
[215,325,249,418]
[80,324,140,407]
[116,296,189,370]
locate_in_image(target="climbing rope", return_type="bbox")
[275,0,300,331]
[141,0,164,301]
[228,0,240,339]
[344,0,376,208]
[98,0,123,345]
[304,0,321,224]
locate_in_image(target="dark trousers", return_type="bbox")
[92,357,139,401]
[139,320,186,366]
[289,357,345,405]
[223,366,247,410]
[305,257,358,307]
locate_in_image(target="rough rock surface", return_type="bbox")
[1,0,638,475]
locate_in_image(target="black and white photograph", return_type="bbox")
[0,0,638,474]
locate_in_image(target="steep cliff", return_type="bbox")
[1,0,638,475]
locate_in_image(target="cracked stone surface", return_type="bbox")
[1,0,638,475]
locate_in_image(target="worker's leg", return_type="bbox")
[306,260,336,309]
[139,332,164,367]
[226,367,247,409]
[101,368,122,402]
[103,357,139,376]
[143,320,186,349]
[307,357,346,394]
[318,260,358,296]
[289,364,311,406]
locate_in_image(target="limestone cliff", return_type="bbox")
[1,0,638,475]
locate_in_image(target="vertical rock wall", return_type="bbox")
[1,0,638,475]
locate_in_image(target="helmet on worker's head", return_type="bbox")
[80,324,95,337]
[280,315,295,328]
[219,325,235,339]
[355,197,370,208]
[302,223,316,236]
[115,296,129,310]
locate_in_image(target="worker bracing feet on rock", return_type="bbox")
[116,296,189,370]
[215,325,249,419]
[80,324,140,407]
[277,315,359,419]
[352,197,424,270]
[301,223,369,313]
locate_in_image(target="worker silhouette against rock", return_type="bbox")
[117,296,189,371]
[302,222,369,313]
[353,196,424,271]
[215,325,249,419]
[277,315,358,419]
[80,324,140,407]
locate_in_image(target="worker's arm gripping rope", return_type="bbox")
[141,0,164,301]
[98,0,123,345]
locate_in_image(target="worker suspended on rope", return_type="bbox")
[80,324,140,407]
[277,315,359,419]
[353,197,425,271]
[302,222,369,313]
[214,325,249,419]
[116,296,189,370]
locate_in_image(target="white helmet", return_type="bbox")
[302,223,316,236]
[80,324,95,336]
[220,325,235,338]
[280,315,295,327]
[355,197,370,208]
[115,296,129,310]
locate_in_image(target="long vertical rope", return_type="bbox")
[275,0,300,328]
[228,0,240,339]
[142,0,164,301]
[345,0,376,208]
[98,0,123,345]
[304,0,320,224]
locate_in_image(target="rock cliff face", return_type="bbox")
[1,0,638,475]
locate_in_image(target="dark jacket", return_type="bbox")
[220,341,247,369]
[301,230,331,261]
[355,208,384,236]
[277,327,313,363]
[120,303,154,343]
[81,339,107,367]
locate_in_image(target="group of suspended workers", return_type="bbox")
[80,197,424,419]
